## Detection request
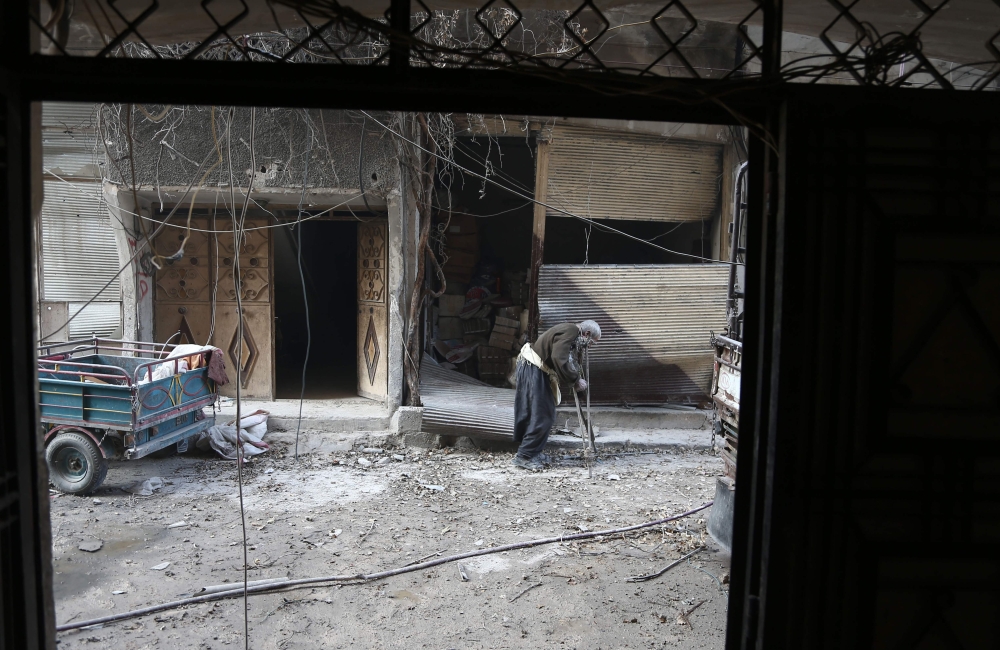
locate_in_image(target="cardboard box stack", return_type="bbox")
[489,316,520,351]
[477,346,510,384]
[441,214,480,285]
[436,294,466,341]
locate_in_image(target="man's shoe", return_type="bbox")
[511,455,544,471]
[535,453,554,465]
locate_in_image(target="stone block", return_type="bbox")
[391,406,423,435]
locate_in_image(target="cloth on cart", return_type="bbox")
[139,344,229,385]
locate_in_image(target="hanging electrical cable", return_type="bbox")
[39,120,232,343]
[226,105,252,650]
[294,110,315,462]
[360,111,742,266]
[42,169,365,234]
[359,115,378,216]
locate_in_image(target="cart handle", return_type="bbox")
[38,338,187,360]
[36,359,132,383]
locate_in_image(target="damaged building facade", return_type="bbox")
[38,105,744,425]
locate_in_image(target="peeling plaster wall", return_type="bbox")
[102,106,400,203]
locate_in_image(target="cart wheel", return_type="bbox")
[46,432,108,495]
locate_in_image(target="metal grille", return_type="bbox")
[29,1,1000,90]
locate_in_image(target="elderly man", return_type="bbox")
[511,320,601,470]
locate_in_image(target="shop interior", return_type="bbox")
[274,219,358,399]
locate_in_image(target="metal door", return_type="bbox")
[357,221,388,401]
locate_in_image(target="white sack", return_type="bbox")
[196,424,270,461]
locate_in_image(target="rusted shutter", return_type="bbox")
[538,264,728,405]
[545,125,722,222]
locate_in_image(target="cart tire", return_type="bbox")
[46,432,108,495]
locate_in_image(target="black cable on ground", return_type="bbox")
[56,502,713,633]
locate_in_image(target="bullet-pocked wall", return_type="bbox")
[99,106,400,199]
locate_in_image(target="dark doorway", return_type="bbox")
[274,220,358,399]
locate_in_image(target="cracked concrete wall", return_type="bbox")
[102,106,400,202]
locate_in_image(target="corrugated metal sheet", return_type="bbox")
[68,302,121,339]
[545,125,722,222]
[42,102,98,129]
[42,131,103,179]
[420,355,515,440]
[42,103,103,179]
[41,179,122,305]
[538,264,729,405]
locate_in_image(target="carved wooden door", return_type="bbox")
[357,222,388,401]
[153,217,213,347]
[153,216,274,399]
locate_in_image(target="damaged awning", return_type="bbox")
[420,355,514,441]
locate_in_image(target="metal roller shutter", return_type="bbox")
[545,125,722,222]
[40,179,120,302]
[538,264,729,405]
[40,102,121,339]
[68,302,122,339]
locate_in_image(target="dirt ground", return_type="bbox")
[50,432,730,649]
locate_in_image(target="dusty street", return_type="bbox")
[50,432,729,649]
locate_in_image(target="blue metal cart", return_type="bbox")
[37,339,219,494]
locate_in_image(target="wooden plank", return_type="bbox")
[527,138,550,342]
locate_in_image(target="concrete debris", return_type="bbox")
[167,521,188,529]
[112,590,126,595]
[376,457,392,466]
[362,448,384,454]
[357,458,373,468]
[49,439,726,646]
[78,539,103,553]
[607,474,621,481]
[392,454,405,461]
[127,477,164,496]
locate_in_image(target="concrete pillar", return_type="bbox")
[104,182,153,343]
[387,191,404,413]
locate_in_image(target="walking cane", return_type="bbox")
[584,345,596,453]
[571,388,593,478]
